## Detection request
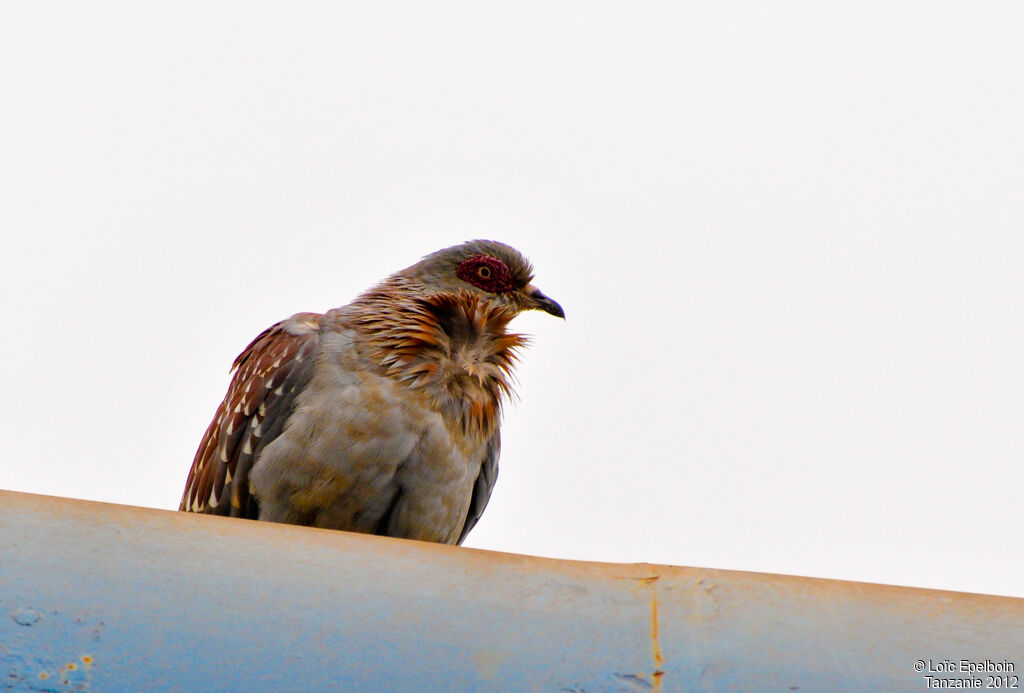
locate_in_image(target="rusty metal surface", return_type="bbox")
[0,490,1021,692]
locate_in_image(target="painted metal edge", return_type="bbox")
[1,489,1021,692]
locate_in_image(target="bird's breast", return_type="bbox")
[248,328,489,543]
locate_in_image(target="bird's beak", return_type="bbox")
[525,285,565,319]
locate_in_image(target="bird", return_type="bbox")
[179,240,563,545]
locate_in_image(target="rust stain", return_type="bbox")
[645,573,665,693]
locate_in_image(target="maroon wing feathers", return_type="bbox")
[180,314,321,517]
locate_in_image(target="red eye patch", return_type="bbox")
[456,254,515,293]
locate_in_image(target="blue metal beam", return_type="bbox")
[1,489,1020,692]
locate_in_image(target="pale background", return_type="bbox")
[2,3,1021,597]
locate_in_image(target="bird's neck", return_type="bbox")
[347,280,526,437]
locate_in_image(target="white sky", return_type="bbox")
[2,3,1021,598]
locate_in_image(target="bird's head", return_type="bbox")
[404,240,564,319]
[349,240,560,425]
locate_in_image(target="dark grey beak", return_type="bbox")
[527,286,565,319]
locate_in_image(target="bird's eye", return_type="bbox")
[456,254,514,292]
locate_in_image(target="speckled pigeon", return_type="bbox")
[179,240,563,544]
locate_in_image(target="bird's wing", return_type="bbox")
[180,313,322,518]
[456,429,500,545]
